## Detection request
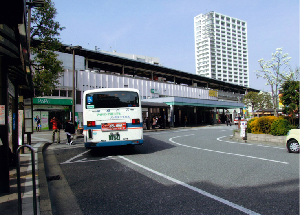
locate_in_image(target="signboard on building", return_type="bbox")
[209,90,218,97]
[24,98,33,133]
[0,105,5,125]
[240,121,247,138]
[151,89,160,94]
[33,98,73,106]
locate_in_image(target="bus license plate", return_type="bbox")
[109,133,120,140]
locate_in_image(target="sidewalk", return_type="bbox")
[0,130,69,215]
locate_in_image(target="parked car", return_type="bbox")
[286,129,300,153]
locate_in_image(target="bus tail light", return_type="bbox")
[132,119,140,125]
[87,121,96,127]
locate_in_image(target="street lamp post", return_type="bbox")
[25,0,45,145]
[72,48,75,125]
[66,46,82,125]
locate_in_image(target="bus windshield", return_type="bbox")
[86,91,139,109]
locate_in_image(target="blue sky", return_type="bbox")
[52,0,299,92]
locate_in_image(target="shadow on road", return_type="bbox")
[88,135,176,157]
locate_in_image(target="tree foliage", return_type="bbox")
[30,0,65,97]
[243,91,272,113]
[280,80,299,125]
[257,92,273,110]
[255,48,293,116]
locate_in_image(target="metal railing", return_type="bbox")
[16,145,37,215]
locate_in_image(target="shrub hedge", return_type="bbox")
[270,118,293,136]
[249,116,277,134]
[245,116,297,136]
[246,118,257,133]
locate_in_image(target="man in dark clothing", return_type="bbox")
[226,116,231,126]
[157,116,163,128]
[65,120,76,145]
[35,115,41,132]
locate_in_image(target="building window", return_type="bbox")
[52,90,59,96]
[68,90,72,97]
[60,90,66,97]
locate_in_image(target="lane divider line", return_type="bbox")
[169,135,289,165]
[119,155,260,215]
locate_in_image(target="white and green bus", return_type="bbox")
[83,88,143,149]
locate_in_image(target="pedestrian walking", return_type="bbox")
[152,116,157,129]
[35,115,41,132]
[157,116,163,128]
[145,117,149,130]
[65,120,76,145]
[50,116,60,143]
[226,116,231,126]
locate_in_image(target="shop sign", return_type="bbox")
[151,89,160,94]
[8,79,15,97]
[209,90,218,97]
[0,105,5,125]
[33,98,73,106]
[34,105,70,110]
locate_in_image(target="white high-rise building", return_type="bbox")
[194,11,249,87]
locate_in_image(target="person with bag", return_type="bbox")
[35,115,41,132]
[65,120,76,145]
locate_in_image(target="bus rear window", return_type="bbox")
[86,91,139,109]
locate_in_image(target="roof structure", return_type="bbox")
[32,40,259,95]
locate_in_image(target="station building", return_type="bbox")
[0,0,34,192]
[32,41,259,130]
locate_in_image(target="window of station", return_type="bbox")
[76,90,81,104]
[68,90,72,98]
[58,90,66,97]
[52,90,59,96]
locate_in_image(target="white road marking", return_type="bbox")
[60,150,118,164]
[169,135,289,165]
[60,150,90,164]
[119,156,260,215]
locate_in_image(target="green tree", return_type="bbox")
[255,48,293,116]
[243,92,260,114]
[243,91,272,114]
[280,80,299,125]
[257,92,273,110]
[30,0,65,96]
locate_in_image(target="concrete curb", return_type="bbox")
[232,132,286,147]
[43,143,83,215]
[38,142,53,215]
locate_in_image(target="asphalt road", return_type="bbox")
[44,125,299,215]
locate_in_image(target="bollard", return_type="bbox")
[16,145,37,215]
